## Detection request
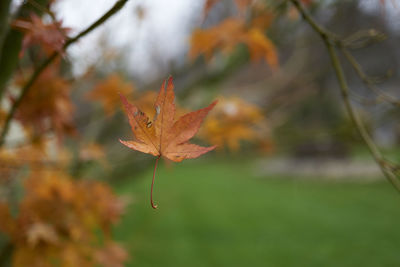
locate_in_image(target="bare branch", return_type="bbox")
[340,47,400,107]
[289,0,400,192]
[342,29,386,49]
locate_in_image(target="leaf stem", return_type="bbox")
[151,156,161,209]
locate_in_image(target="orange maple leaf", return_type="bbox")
[12,14,70,57]
[119,77,217,209]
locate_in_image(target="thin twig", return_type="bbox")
[290,0,400,191]
[342,29,386,49]
[340,47,400,107]
[0,0,129,147]
[27,0,56,21]
[27,0,69,41]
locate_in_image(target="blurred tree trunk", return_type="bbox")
[0,0,12,60]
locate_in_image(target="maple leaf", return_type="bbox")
[119,77,217,161]
[12,14,70,57]
[119,77,217,208]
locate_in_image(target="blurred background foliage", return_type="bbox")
[0,0,400,266]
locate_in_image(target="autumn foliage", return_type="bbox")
[0,170,126,267]
[87,73,134,116]
[200,96,269,152]
[0,1,130,266]
[0,0,276,265]
[14,63,75,142]
[190,18,277,67]
[0,0,398,265]
[192,1,277,68]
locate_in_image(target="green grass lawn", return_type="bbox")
[114,157,400,267]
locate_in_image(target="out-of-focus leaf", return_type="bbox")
[200,96,271,151]
[27,222,59,247]
[14,63,75,142]
[95,241,128,267]
[87,73,134,116]
[0,170,126,267]
[12,13,70,57]
[190,18,244,61]
[190,17,277,67]
[244,28,278,67]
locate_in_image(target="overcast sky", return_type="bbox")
[9,0,394,83]
[359,0,400,31]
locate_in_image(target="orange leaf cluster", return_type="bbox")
[200,96,270,151]
[0,139,109,180]
[190,18,277,67]
[87,73,135,116]
[120,77,217,162]
[14,64,75,142]
[0,170,126,267]
[12,14,70,57]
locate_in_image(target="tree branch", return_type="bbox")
[0,0,129,147]
[289,0,400,191]
[342,29,386,49]
[341,47,400,107]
